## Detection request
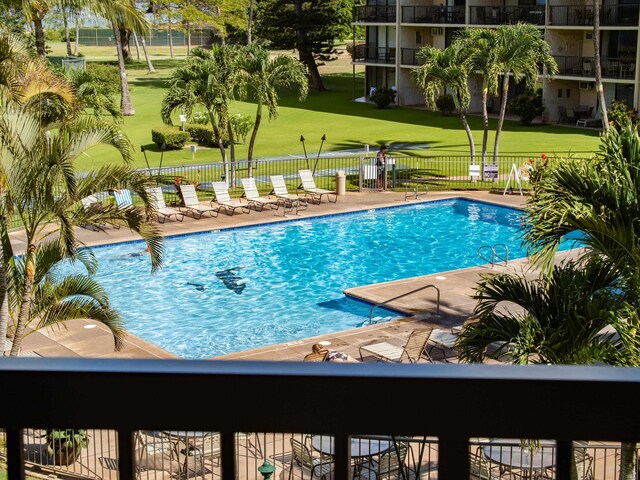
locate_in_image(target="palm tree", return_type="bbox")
[412,41,476,163]
[521,123,640,479]
[236,45,308,177]
[593,0,610,132]
[161,46,238,184]
[490,23,557,163]
[21,0,51,57]
[0,98,163,356]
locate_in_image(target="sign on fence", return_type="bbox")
[468,164,481,178]
[483,163,498,180]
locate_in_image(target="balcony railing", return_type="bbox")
[352,45,397,64]
[2,359,640,480]
[401,48,421,65]
[402,5,466,23]
[549,4,640,25]
[469,5,546,25]
[554,55,636,79]
[353,5,396,23]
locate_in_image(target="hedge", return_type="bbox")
[185,123,230,147]
[151,126,190,150]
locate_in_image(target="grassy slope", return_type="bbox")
[52,44,601,171]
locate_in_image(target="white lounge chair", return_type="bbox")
[113,189,134,208]
[145,187,185,223]
[240,177,279,211]
[178,184,219,219]
[210,182,250,216]
[298,169,337,204]
[270,175,308,209]
[359,329,434,363]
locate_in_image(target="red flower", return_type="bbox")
[540,153,547,160]
[529,159,534,164]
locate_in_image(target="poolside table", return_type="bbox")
[311,434,394,472]
[482,438,555,479]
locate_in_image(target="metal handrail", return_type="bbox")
[493,243,509,266]
[478,245,495,266]
[404,184,428,201]
[368,284,440,324]
[478,244,509,267]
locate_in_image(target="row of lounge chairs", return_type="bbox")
[82,170,338,226]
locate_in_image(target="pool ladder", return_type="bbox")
[404,184,428,201]
[367,284,440,325]
[478,244,509,268]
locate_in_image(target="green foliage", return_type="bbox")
[152,126,190,150]
[191,111,209,125]
[86,63,120,91]
[184,123,230,147]
[509,89,544,125]
[229,114,254,144]
[435,94,456,116]
[66,64,121,120]
[370,87,396,109]
[46,429,90,456]
[607,100,638,131]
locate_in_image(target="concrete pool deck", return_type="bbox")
[8,190,544,360]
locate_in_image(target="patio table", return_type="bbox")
[482,439,555,479]
[311,435,393,459]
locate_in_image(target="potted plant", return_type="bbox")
[46,429,90,466]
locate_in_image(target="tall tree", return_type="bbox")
[255,0,351,91]
[246,0,254,44]
[490,23,557,163]
[412,42,476,163]
[237,45,308,177]
[593,0,610,131]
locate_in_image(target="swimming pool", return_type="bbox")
[61,199,543,358]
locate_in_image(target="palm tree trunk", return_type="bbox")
[299,49,324,91]
[63,8,72,56]
[33,15,46,58]
[452,95,475,163]
[187,24,191,55]
[247,103,262,178]
[9,244,36,357]
[247,0,254,44]
[119,28,132,62]
[140,36,155,73]
[593,0,610,132]
[208,110,228,183]
[168,24,174,59]
[74,19,79,56]
[480,83,489,166]
[0,242,8,356]
[132,31,141,60]
[227,122,236,188]
[113,23,135,116]
[619,442,637,480]
[493,73,510,163]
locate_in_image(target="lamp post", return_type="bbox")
[257,460,276,480]
[311,134,327,174]
[300,135,310,170]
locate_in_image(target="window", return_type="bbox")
[416,31,422,45]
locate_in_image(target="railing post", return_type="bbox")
[220,431,237,480]
[555,440,573,480]
[333,434,351,480]
[6,428,24,480]
[359,156,364,192]
[438,436,469,478]
[117,429,136,480]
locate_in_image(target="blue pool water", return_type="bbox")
[60,199,566,359]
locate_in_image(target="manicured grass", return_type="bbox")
[55,45,600,171]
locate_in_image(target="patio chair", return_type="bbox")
[355,444,408,480]
[79,194,109,231]
[303,351,328,362]
[288,437,333,480]
[145,187,185,223]
[134,431,177,474]
[210,181,251,216]
[240,177,279,211]
[358,329,434,363]
[183,432,222,476]
[113,189,134,208]
[178,183,219,219]
[270,175,309,209]
[298,169,338,204]
[469,450,503,480]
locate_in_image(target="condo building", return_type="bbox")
[352,0,640,123]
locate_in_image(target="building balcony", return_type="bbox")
[402,5,466,24]
[549,4,640,26]
[353,5,397,23]
[401,48,422,65]
[2,359,640,480]
[469,5,545,25]
[352,45,397,64]
[554,55,636,79]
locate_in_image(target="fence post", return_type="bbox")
[358,156,364,192]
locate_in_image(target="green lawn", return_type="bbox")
[67,50,601,171]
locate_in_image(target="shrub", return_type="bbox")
[509,89,544,125]
[191,111,209,125]
[608,100,638,130]
[86,63,119,93]
[435,94,456,116]
[151,126,189,150]
[370,87,396,109]
[184,123,230,147]
[229,114,254,144]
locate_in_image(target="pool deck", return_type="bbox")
[8,190,551,361]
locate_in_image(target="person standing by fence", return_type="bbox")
[376,144,388,190]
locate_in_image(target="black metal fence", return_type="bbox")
[352,45,396,64]
[469,5,546,25]
[353,5,397,22]
[77,28,218,47]
[555,55,635,80]
[1,359,640,480]
[549,4,640,26]
[401,5,466,24]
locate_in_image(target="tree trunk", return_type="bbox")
[74,19,79,55]
[480,83,489,166]
[187,24,191,55]
[9,244,36,356]
[63,8,72,56]
[227,122,236,188]
[33,15,46,58]
[140,36,155,73]
[168,24,174,58]
[208,110,228,184]
[493,73,510,163]
[619,442,637,480]
[299,49,324,91]
[0,241,8,357]
[593,0,610,131]
[247,103,262,178]
[132,31,141,60]
[247,0,254,44]
[119,28,132,63]
[452,95,475,163]
[113,23,135,116]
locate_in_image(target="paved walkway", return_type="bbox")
[9,190,538,360]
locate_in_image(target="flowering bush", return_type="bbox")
[523,153,549,184]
